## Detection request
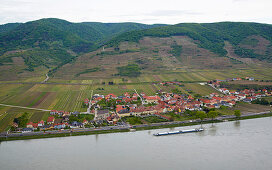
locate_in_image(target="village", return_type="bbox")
[15,77,272,133]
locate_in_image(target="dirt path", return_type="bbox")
[41,74,49,83]
[0,103,50,112]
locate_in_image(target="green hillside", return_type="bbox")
[0,19,271,80]
[82,22,167,42]
[107,22,272,61]
[0,23,22,34]
[0,18,163,72]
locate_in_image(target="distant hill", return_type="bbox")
[0,23,22,34]
[0,19,271,80]
[82,22,167,43]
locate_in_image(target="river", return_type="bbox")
[1,117,272,170]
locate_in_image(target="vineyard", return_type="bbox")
[0,66,272,132]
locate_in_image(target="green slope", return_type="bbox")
[0,18,165,71]
[82,22,167,42]
[106,22,272,61]
[0,19,271,77]
[0,23,22,34]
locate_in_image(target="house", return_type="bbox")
[221,101,231,107]
[84,98,89,105]
[144,95,160,103]
[200,99,211,104]
[210,93,219,97]
[219,88,230,94]
[205,104,215,108]
[63,115,69,122]
[47,116,55,124]
[22,128,33,133]
[228,101,236,106]
[83,119,88,125]
[243,98,252,103]
[94,109,110,120]
[50,110,57,115]
[38,120,44,127]
[124,92,130,97]
[262,89,268,93]
[123,97,132,103]
[105,93,117,99]
[26,122,38,129]
[12,122,18,128]
[116,105,126,113]
[26,122,34,128]
[70,121,84,128]
[41,124,53,130]
[71,111,80,116]
[213,104,221,108]
[117,109,131,117]
[54,123,68,129]
[237,94,246,100]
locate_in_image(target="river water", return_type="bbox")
[1,117,272,170]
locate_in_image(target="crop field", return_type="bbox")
[228,80,272,85]
[216,103,272,116]
[0,83,165,131]
[49,67,272,85]
[182,84,220,96]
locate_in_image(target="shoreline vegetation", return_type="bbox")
[1,112,271,142]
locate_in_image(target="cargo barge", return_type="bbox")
[153,128,204,136]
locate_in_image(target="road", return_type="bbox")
[134,89,144,105]
[86,90,93,114]
[41,74,49,83]
[0,103,50,112]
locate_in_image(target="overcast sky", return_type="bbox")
[0,0,271,25]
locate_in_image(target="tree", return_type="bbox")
[196,111,207,124]
[194,94,202,98]
[207,111,218,121]
[234,110,241,119]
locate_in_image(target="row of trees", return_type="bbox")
[195,110,241,124]
[252,98,271,105]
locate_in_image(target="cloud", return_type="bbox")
[144,10,203,17]
[0,0,271,25]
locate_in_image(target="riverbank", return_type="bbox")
[1,112,271,142]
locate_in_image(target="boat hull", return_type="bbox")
[153,128,204,136]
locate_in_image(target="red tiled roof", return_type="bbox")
[116,105,125,113]
[38,120,44,124]
[201,99,211,104]
[144,96,160,100]
[47,116,55,122]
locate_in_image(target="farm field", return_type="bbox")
[215,103,272,116]
[0,82,170,131]
[228,80,272,85]
[0,67,271,132]
[182,83,220,96]
[47,68,272,85]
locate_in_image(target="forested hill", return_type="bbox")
[0,19,271,77]
[0,18,163,71]
[82,22,167,42]
[0,18,165,54]
[107,22,272,61]
[0,23,22,34]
